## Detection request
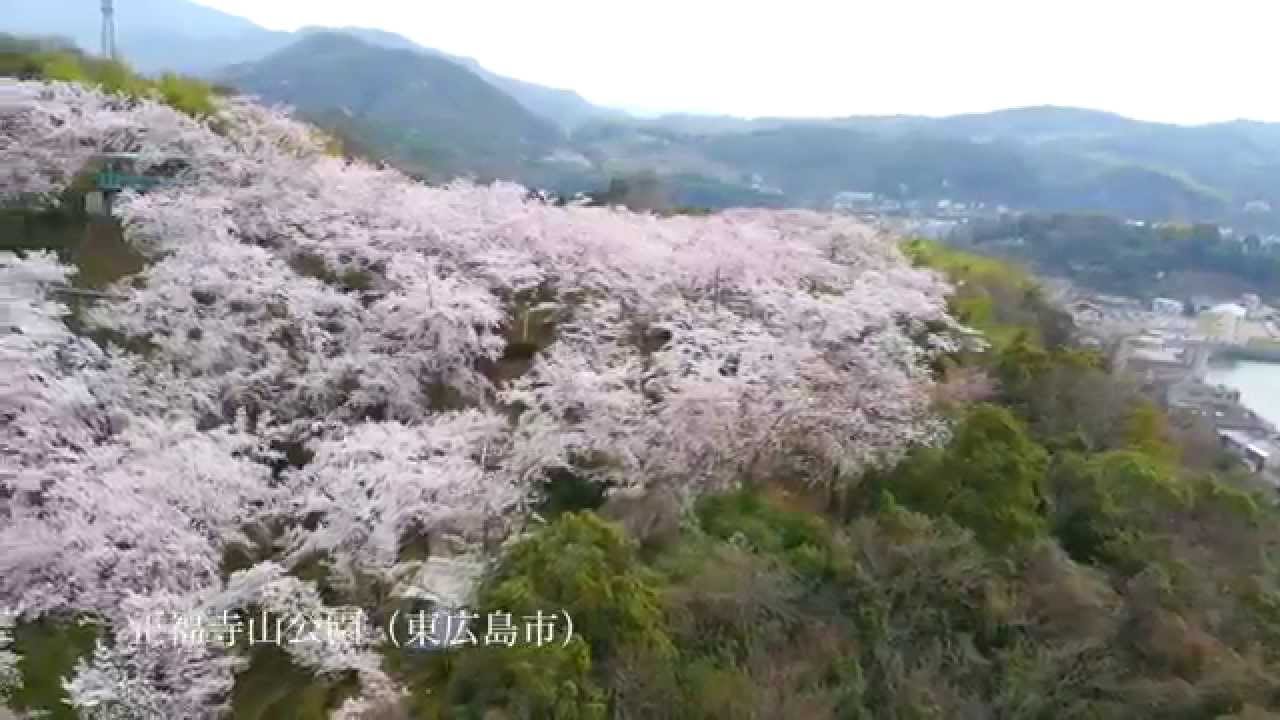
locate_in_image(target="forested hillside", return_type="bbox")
[221,32,564,182]
[575,110,1280,225]
[1,0,614,130]
[7,58,1280,720]
[11,0,1280,226]
[0,34,217,117]
[301,27,612,132]
[2,76,955,718]
[610,106,1280,225]
[954,212,1280,301]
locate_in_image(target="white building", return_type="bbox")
[1152,297,1184,316]
[1199,303,1249,344]
[833,191,877,212]
[1218,429,1275,474]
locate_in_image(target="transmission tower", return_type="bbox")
[101,0,118,60]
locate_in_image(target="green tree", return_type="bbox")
[891,404,1049,550]
[588,173,671,213]
[1050,450,1190,565]
[943,404,1050,549]
[0,34,217,119]
[422,514,672,719]
[1122,399,1179,467]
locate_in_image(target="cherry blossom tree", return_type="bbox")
[0,80,219,203]
[283,412,522,582]
[64,566,395,719]
[1,77,960,717]
[0,251,109,482]
[0,415,280,617]
[211,562,384,677]
[502,214,955,494]
[65,594,244,720]
[0,609,18,697]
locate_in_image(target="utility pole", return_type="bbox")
[101,0,118,60]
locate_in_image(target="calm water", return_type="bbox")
[1207,362,1280,428]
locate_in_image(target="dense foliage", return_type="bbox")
[565,107,1266,221]
[7,68,1280,720]
[0,34,217,118]
[395,243,1280,720]
[0,79,955,718]
[955,212,1280,300]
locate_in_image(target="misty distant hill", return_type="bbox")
[297,26,614,130]
[2,0,291,75]
[896,106,1144,141]
[562,106,1280,226]
[10,1,1280,227]
[0,0,616,129]
[222,32,565,181]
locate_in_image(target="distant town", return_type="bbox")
[1051,281,1280,477]
[841,192,1280,493]
[836,189,1280,248]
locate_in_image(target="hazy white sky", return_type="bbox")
[196,0,1276,124]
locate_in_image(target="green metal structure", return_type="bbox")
[95,169,163,193]
[86,152,181,215]
[93,153,164,193]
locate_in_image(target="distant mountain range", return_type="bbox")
[3,0,612,130]
[291,26,618,132]
[577,108,1280,227]
[223,32,564,181]
[8,0,1280,228]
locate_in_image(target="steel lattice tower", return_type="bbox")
[101,0,118,60]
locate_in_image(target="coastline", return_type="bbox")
[1205,360,1280,431]
[1215,345,1280,364]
